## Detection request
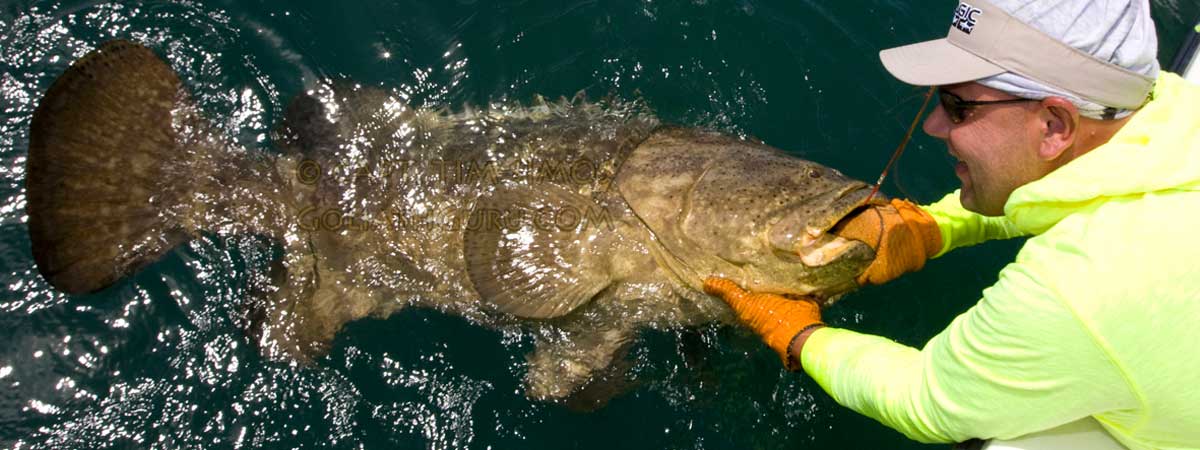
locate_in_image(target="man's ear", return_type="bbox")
[1038,97,1078,161]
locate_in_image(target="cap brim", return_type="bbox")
[880,38,1006,86]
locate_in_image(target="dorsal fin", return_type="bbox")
[272,91,339,158]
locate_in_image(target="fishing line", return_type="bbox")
[865,86,936,203]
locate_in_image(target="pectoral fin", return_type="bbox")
[462,184,616,319]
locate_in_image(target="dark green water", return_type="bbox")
[0,1,1196,448]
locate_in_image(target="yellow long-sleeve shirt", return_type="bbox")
[800,72,1200,449]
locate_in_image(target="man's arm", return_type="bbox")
[923,190,1028,257]
[798,258,1138,443]
[831,194,1023,286]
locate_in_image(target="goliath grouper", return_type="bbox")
[27,40,883,401]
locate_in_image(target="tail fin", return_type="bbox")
[27,40,224,294]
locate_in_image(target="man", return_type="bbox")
[704,0,1200,448]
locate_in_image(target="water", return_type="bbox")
[1,1,1196,448]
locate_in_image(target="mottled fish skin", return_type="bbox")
[252,84,879,399]
[614,127,879,303]
[27,40,880,403]
[205,84,691,399]
[262,84,668,327]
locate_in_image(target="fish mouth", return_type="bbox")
[793,182,882,267]
[801,182,882,240]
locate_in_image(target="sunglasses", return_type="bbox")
[937,89,1039,124]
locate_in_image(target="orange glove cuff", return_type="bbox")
[703,278,822,370]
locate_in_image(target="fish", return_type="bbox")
[26,40,883,402]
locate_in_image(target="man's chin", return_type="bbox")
[959,190,1006,217]
[958,189,977,211]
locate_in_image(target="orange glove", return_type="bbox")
[833,198,942,286]
[703,277,823,371]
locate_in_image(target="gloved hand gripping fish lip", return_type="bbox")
[25,39,881,403]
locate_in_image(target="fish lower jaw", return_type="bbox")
[796,234,859,268]
[798,226,824,248]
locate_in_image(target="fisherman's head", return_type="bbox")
[880,0,1159,216]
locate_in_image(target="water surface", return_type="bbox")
[1,1,1195,448]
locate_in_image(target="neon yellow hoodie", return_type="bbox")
[800,72,1200,450]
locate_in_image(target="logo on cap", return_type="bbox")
[952,3,982,34]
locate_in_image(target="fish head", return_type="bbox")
[617,127,885,304]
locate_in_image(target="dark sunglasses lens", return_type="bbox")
[938,91,965,123]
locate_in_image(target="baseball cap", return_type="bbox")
[879,0,1158,112]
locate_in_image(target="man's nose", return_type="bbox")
[923,102,951,139]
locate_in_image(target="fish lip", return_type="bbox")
[795,182,882,249]
[826,182,885,227]
[790,182,880,274]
